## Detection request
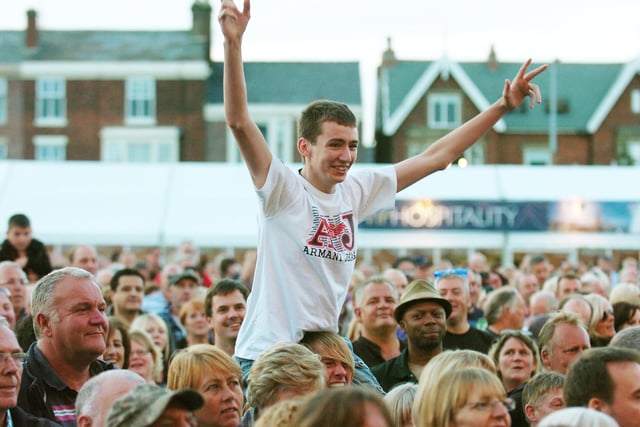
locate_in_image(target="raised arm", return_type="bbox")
[220,0,272,188]
[394,59,548,192]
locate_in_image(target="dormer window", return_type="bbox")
[428,94,461,129]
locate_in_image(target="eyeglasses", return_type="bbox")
[465,397,516,412]
[0,352,27,366]
[0,279,28,287]
[434,269,468,278]
[601,308,614,321]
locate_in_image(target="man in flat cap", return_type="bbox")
[371,279,451,392]
[106,383,203,427]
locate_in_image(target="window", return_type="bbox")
[632,89,640,114]
[0,136,7,159]
[523,144,551,165]
[627,141,640,165]
[226,118,293,163]
[101,126,179,162]
[428,94,461,129]
[0,78,7,125]
[125,77,156,124]
[35,77,66,126]
[33,135,67,161]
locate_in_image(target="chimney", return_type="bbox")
[487,45,498,71]
[381,37,397,68]
[191,0,212,61]
[26,9,38,48]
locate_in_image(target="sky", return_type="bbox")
[3,0,640,142]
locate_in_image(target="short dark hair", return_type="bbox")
[392,256,415,270]
[204,279,249,318]
[8,214,30,229]
[297,100,357,143]
[564,346,640,407]
[110,268,146,292]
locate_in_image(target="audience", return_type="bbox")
[167,344,244,427]
[415,367,511,427]
[522,371,565,427]
[384,383,417,427]
[18,267,112,426]
[564,346,640,427]
[372,280,450,392]
[3,219,640,427]
[179,299,211,347]
[300,331,354,388]
[538,311,590,374]
[127,329,163,385]
[76,369,145,427]
[104,315,131,369]
[243,343,325,425]
[204,279,248,356]
[106,384,203,427]
[351,276,403,368]
[489,330,540,427]
[538,407,619,427]
[293,386,395,427]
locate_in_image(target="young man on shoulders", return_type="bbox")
[219,0,546,375]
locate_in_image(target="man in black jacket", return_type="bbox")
[18,267,112,426]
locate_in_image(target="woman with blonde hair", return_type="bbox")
[384,383,417,427]
[414,349,496,426]
[179,298,212,347]
[585,293,616,347]
[130,312,172,381]
[167,344,243,427]
[127,329,163,385]
[416,367,512,427]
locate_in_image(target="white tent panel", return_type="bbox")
[2,161,640,251]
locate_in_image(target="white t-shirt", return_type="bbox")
[234,158,397,360]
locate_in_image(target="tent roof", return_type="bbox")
[2,161,640,251]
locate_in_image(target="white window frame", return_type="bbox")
[428,93,461,129]
[631,89,640,114]
[100,126,179,163]
[35,77,66,126]
[226,117,293,163]
[627,141,640,165]
[33,135,67,161]
[523,144,551,165]
[0,78,7,125]
[125,77,156,125]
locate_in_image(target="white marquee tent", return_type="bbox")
[2,160,640,263]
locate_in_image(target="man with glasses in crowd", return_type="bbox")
[0,319,59,426]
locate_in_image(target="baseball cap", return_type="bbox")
[394,279,452,322]
[106,384,204,427]
[169,269,200,286]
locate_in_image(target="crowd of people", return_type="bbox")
[0,0,637,426]
[3,213,640,427]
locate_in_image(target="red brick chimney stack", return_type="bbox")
[26,9,38,48]
[191,0,212,61]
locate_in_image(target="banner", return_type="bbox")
[361,199,637,232]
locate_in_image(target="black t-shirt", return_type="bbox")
[443,326,495,354]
